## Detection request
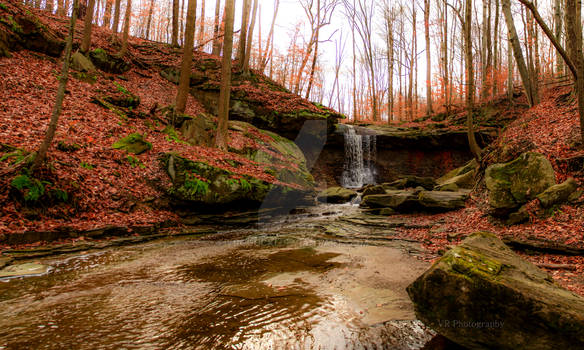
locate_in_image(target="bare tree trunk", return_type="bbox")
[554,0,563,74]
[172,0,180,46]
[198,0,205,46]
[103,0,112,27]
[565,0,584,142]
[502,0,535,106]
[212,0,222,55]
[424,0,432,115]
[493,0,499,97]
[351,0,357,122]
[80,0,96,53]
[507,31,513,100]
[216,0,235,150]
[112,0,120,32]
[175,0,197,114]
[243,0,257,75]
[259,0,279,72]
[46,0,54,12]
[33,0,79,172]
[305,0,320,99]
[385,5,394,122]
[237,0,251,69]
[464,0,481,160]
[118,0,131,56]
[145,0,154,40]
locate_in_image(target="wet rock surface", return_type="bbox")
[407,232,584,350]
[0,205,440,349]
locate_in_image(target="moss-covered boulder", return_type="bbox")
[104,82,140,109]
[435,170,475,191]
[71,51,95,72]
[89,48,130,74]
[437,159,477,185]
[162,153,312,208]
[227,121,315,190]
[316,187,357,204]
[537,178,579,208]
[362,184,386,197]
[407,232,584,350]
[112,133,152,155]
[485,152,556,216]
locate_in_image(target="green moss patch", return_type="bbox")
[112,133,152,155]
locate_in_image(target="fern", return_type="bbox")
[240,178,252,192]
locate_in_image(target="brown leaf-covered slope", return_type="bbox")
[0,0,324,236]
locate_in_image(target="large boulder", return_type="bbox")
[435,170,475,191]
[485,152,556,216]
[89,48,130,74]
[407,232,584,350]
[361,190,468,213]
[537,178,579,208]
[361,190,419,211]
[70,51,96,72]
[162,153,312,209]
[317,187,357,204]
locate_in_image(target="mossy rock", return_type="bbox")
[362,184,386,197]
[89,48,130,74]
[162,153,311,209]
[485,152,556,216]
[437,159,477,185]
[159,66,208,86]
[435,170,475,191]
[316,187,357,204]
[536,178,579,209]
[70,51,95,72]
[388,175,437,190]
[104,82,140,109]
[112,133,152,155]
[407,232,584,350]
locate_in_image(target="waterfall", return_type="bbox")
[341,125,377,188]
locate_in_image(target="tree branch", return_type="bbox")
[517,0,577,80]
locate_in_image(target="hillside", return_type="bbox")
[0,0,339,240]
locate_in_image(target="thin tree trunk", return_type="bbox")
[259,0,279,72]
[386,7,394,122]
[33,0,79,172]
[493,0,499,97]
[145,0,154,40]
[172,0,180,46]
[212,0,222,55]
[243,0,257,75]
[237,0,251,69]
[464,0,481,160]
[507,31,514,100]
[554,0,563,74]
[119,0,131,56]
[305,0,320,99]
[198,0,205,47]
[351,0,357,121]
[80,0,96,53]
[215,0,235,150]
[175,0,197,114]
[502,0,535,106]
[103,0,112,27]
[112,0,121,32]
[424,0,432,115]
[565,0,584,142]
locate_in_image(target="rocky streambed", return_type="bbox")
[0,205,449,350]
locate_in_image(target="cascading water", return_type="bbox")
[341,125,377,188]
